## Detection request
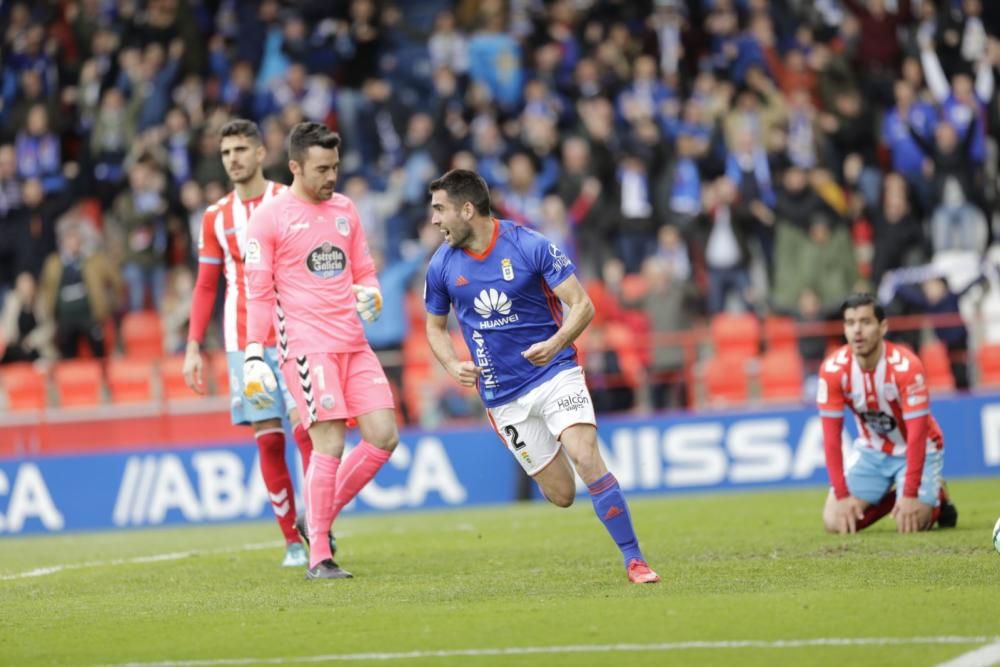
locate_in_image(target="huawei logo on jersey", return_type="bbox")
[474,289,512,318]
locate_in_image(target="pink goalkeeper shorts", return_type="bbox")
[282,347,395,429]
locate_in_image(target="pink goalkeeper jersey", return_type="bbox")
[244,190,379,362]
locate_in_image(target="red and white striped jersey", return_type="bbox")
[817,341,944,456]
[195,181,286,351]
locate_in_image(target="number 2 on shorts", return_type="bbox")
[503,425,527,450]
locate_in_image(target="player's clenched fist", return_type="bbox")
[243,341,277,407]
[352,284,383,322]
[449,361,482,387]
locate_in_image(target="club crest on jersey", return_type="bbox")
[335,216,350,236]
[306,242,346,279]
[501,258,515,281]
[245,238,261,264]
[861,410,897,435]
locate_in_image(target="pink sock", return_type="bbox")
[332,440,392,519]
[292,423,313,474]
[305,451,340,567]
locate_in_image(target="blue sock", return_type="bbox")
[588,472,643,565]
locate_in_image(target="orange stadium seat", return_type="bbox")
[121,310,164,360]
[605,322,644,390]
[919,340,956,392]
[759,350,804,403]
[977,343,1000,387]
[620,274,649,303]
[1,362,48,410]
[161,355,202,401]
[763,316,798,353]
[53,359,104,407]
[710,312,761,360]
[704,353,750,406]
[107,357,156,404]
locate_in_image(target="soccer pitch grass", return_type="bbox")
[2,479,999,667]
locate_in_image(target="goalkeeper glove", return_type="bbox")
[243,342,277,408]
[352,284,383,322]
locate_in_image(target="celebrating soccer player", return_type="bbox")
[423,169,660,584]
[243,122,399,580]
[184,119,315,568]
[818,293,958,534]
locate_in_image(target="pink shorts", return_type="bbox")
[282,348,395,429]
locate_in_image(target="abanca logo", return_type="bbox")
[473,288,512,319]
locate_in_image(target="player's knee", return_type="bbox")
[545,488,575,508]
[367,424,398,452]
[377,431,399,452]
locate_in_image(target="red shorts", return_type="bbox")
[282,348,395,430]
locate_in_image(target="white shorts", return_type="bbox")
[486,366,597,475]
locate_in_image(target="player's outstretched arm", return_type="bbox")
[426,312,480,387]
[521,274,594,367]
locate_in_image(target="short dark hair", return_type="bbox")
[428,169,491,217]
[841,292,885,321]
[220,119,262,144]
[287,122,341,163]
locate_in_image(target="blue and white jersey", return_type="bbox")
[425,219,578,407]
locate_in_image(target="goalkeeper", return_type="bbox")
[244,122,399,580]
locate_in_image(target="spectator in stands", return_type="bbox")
[665,129,703,236]
[793,287,834,371]
[653,223,691,282]
[773,211,858,316]
[871,173,928,285]
[701,177,755,315]
[841,0,914,106]
[89,86,137,197]
[343,171,405,257]
[3,69,60,145]
[468,7,524,112]
[428,9,469,75]
[496,150,545,229]
[15,103,66,195]
[106,160,169,311]
[0,144,20,222]
[179,179,206,262]
[911,120,989,253]
[160,266,193,355]
[537,195,577,265]
[38,217,121,359]
[725,127,777,271]
[886,273,984,389]
[615,149,659,274]
[631,256,697,410]
[8,177,65,279]
[0,272,55,364]
[882,79,937,207]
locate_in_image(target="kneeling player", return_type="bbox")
[818,293,957,534]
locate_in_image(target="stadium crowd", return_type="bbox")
[3,0,1000,421]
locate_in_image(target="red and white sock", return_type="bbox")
[857,490,896,531]
[305,451,340,567]
[254,428,299,544]
[332,440,392,520]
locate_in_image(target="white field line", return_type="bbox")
[934,641,1000,667]
[93,636,1000,667]
[0,541,283,581]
